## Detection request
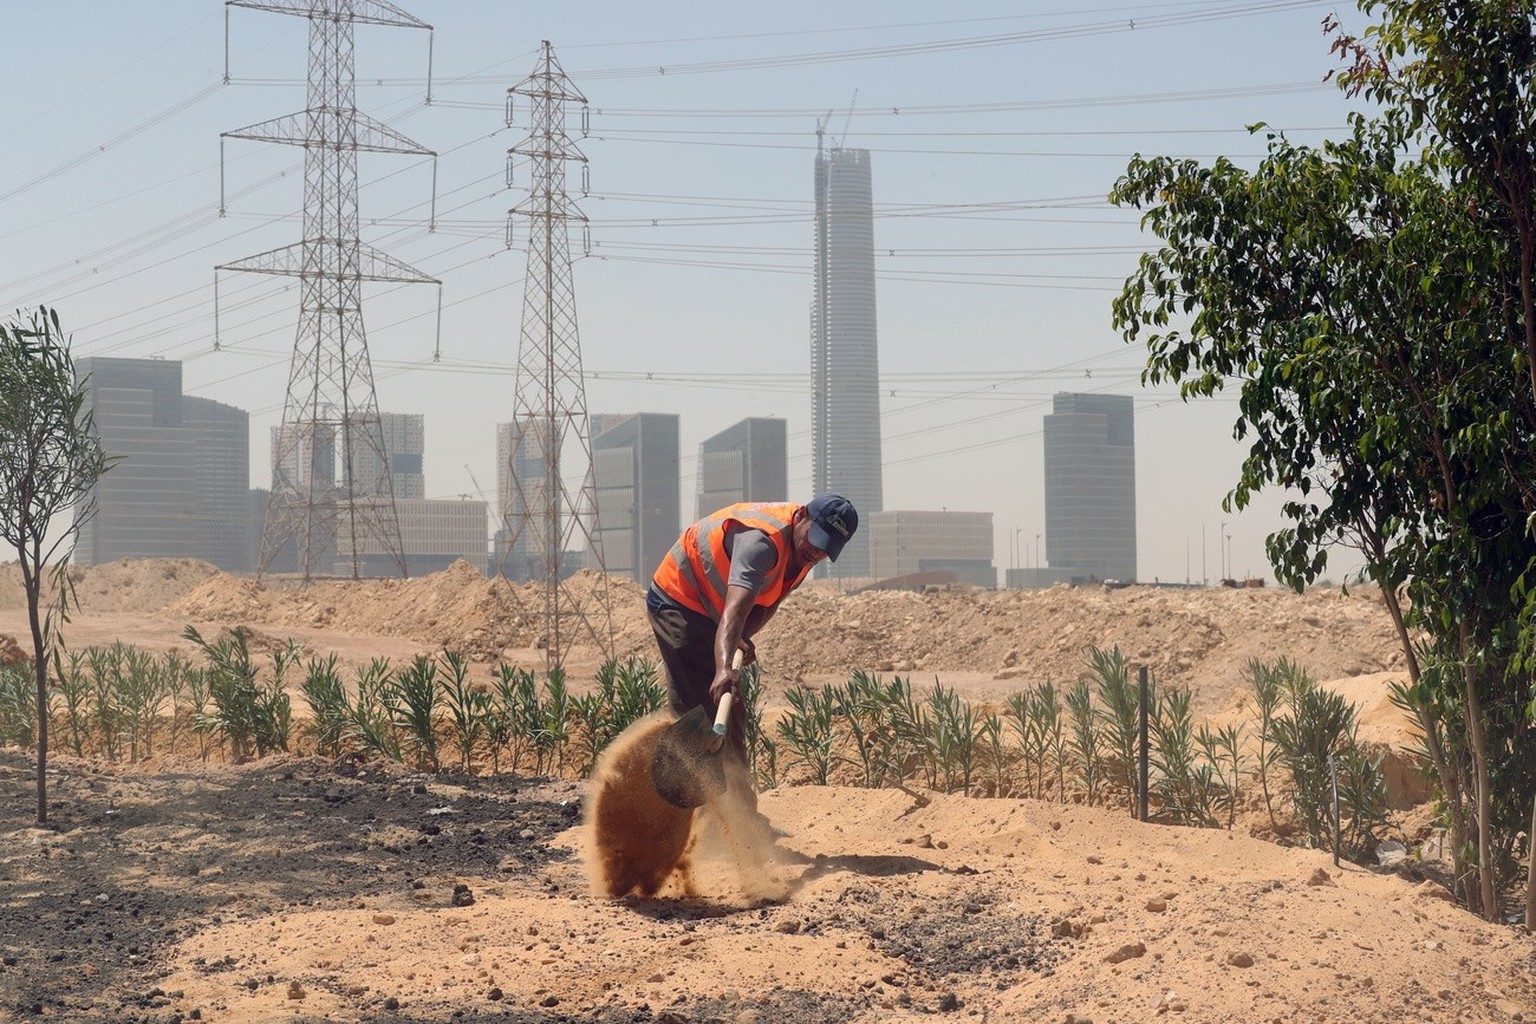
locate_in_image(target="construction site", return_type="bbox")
[0,556,1531,1023]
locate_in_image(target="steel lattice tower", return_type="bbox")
[218,0,437,583]
[502,41,613,671]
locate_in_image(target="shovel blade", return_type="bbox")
[650,706,728,809]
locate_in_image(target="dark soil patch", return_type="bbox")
[0,749,577,1022]
[830,878,1066,989]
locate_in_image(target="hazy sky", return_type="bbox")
[0,0,1372,585]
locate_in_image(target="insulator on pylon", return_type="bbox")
[580,104,590,138]
[504,212,516,250]
[505,150,515,188]
[504,90,515,127]
[580,164,590,197]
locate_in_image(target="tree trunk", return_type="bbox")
[24,569,47,826]
[1377,577,1472,899]
[1526,793,1535,933]
[1462,648,1497,920]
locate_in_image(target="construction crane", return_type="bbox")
[464,464,491,506]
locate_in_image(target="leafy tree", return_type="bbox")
[1110,3,1536,917]
[1331,0,1536,922]
[0,308,113,824]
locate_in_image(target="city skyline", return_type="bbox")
[0,1,1368,585]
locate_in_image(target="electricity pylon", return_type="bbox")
[502,41,614,672]
[218,0,438,583]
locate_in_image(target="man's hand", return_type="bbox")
[708,663,739,705]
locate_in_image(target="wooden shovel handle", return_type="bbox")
[713,647,744,736]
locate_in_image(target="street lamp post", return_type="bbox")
[1035,532,1041,571]
[1219,520,1228,580]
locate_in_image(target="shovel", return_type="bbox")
[650,650,740,809]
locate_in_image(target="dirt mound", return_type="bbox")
[166,561,655,661]
[0,634,26,666]
[758,583,1406,715]
[0,557,219,614]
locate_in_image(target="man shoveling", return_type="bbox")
[584,495,858,898]
[647,495,858,831]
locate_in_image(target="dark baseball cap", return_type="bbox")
[805,493,858,561]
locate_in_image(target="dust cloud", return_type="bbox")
[584,715,794,902]
[583,714,695,898]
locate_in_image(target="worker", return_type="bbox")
[647,494,858,806]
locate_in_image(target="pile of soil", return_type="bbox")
[164,561,656,663]
[0,634,26,666]
[767,582,1404,704]
[0,558,219,615]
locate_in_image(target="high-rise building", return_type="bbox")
[590,413,680,583]
[812,144,883,578]
[268,421,338,573]
[352,412,424,500]
[315,411,486,576]
[75,358,251,570]
[868,510,995,588]
[494,416,553,581]
[696,417,788,519]
[184,396,253,571]
[344,497,487,575]
[1043,392,1137,582]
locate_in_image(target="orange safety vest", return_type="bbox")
[652,502,811,619]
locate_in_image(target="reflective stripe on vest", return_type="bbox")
[652,502,808,619]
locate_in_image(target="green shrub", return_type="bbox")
[183,626,291,760]
[440,649,487,773]
[0,663,35,748]
[349,658,401,762]
[1004,690,1043,798]
[978,710,1011,796]
[927,682,979,794]
[388,654,442,771]
[301,654,349,758]
[52,649,90,756]
[1272,668,1389,855]
[1150,687,1206,825]
[1066,679,1101,806]
[1087,645,1141,812]
[777,684,837,785]
[1245,656,1297,829]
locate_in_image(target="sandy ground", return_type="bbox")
[0,559,1532,1022]
[1,749,1532,1023]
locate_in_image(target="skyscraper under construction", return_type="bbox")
[812,143,883,579]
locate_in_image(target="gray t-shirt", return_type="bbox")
[725,527,779,595]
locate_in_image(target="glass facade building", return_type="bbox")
[696,417,788,519]
[1043,392,1137,583]
[76,357,251,570]
[868,510,995,587]
[812,146,883,579]
[589,412,680,584]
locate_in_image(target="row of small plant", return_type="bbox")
[0,628,1391,858]
[763,646,1392,859]
[0,627,669,779]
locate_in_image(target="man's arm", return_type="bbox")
[738,603,778,663]
[710,583,757,703]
